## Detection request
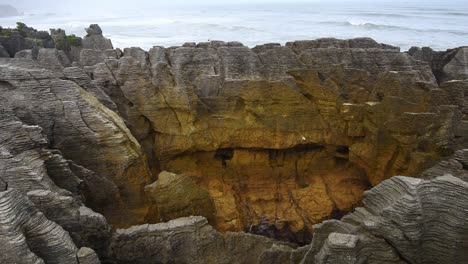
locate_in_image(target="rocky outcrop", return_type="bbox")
[84,33,465,237]
[409,46,468,83]
[82,24,113,51]
[421,148,468,181]
[0,59,151,225]
[0,107,110,257]
[109,216,306,264]
[0,23,83,62]
[0,43,9,57]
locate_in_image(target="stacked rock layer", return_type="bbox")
[0,24,467,263]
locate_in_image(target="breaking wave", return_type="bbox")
[319,21,468,36]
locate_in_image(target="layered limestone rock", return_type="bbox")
[0,59,151,225]
[409,46,468,83]
[0,107,110,257]
[0,188,101,264]
[300,174,468,264]
[81,32,465,237]
[109,216,307,264]
[421,148,468,181]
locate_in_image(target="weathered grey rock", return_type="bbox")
[63,66,118,112]
[421,148,468,181]
[109,216,302,264]
[123,47,149,66]
[36,48,71,74]
[409,46,468,83]
[80,49,106,66]
[82,24,113,51]
[0,59,151,225]
[109,216,226,264]
[0,32,37,57]
[0,44,9,57]
[14,49,33,59]
[77,247,101,264]
[293,174,468,264]
[0,107,111,257]
[286,38,399,51]
[0,188,79,264]
[82,35,113,50]
[85,24,103,36]
[0,177,7,191]
[148,46,167,65]
[1,35,468,264]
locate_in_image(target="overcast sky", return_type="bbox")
[4,0,468,12]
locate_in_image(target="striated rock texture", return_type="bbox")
[0,58,151,225]
[0,23,467,263]
[302,174,468,264]
[81,33,466,237]
[0,188,81,264]
[108,216,307,264]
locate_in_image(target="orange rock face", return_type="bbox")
[160,147,368,243]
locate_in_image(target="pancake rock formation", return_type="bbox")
[0,23,467,263]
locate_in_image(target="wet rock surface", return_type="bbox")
[0,23,467,263]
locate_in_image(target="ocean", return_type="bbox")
[1,2,467,51]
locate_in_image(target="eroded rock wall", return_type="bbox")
[80,36,466,235]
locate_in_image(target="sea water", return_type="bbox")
[1,2,467,51]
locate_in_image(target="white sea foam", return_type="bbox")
[1,2,467,51]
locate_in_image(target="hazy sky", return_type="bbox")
[5,0,468,12]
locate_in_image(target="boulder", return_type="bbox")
[144,172,216,223]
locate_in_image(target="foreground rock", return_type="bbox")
[108,174,468,264]
[0,59,151,225]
